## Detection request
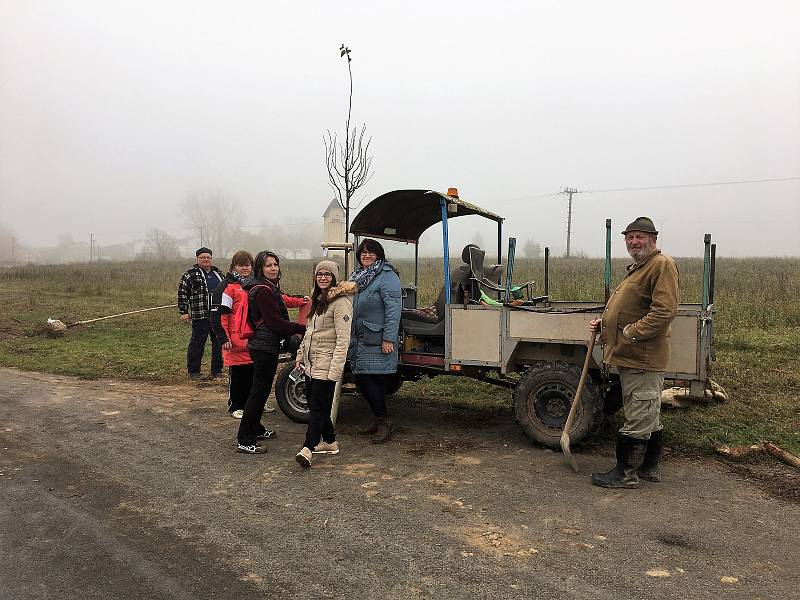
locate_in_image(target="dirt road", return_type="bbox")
[1,367,796,599]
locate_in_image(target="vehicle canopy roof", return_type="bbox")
[349,189,504,243]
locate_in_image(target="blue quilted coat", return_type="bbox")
[347,263,402,374]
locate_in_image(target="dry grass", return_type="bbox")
[1,255,798,453]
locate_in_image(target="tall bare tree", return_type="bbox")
[144,228,179,260]
[324,44,373,274]
[181,190,243,257]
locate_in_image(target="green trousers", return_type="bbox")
[618,367,664,440]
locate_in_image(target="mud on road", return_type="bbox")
[1,367,797,599]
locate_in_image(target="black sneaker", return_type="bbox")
[236,443,267,454]
[257,429,276,440]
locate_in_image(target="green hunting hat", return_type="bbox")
[621,216,658,235]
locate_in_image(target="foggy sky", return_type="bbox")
[1,0,799,258]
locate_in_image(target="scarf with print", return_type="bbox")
[349,259,384,292]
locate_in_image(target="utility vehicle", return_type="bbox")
[275,189,716,448]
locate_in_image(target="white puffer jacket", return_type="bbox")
[297,281,356,381]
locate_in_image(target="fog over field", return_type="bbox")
[1,1,799,259]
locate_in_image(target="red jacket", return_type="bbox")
[282,293,308,309]
[218,281,253,367]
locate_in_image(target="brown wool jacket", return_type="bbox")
[297,281,357,381]
[600,250,680,371]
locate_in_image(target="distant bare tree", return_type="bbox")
[144,228,179,260]
[523,238,543,258]
[181,190,244,257]
[324,44,373,273]
[0,225,17,262]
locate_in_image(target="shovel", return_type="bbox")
[560,330,598,472]
[330,376,344,426]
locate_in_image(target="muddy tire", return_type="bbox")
[274,363,309,423]
[513,360,602,449]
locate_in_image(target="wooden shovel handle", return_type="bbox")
[563,331,598,435]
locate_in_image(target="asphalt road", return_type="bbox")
[0,367,797,600]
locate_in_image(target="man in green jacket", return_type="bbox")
[589,216,679,489]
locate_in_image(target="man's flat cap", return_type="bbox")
[621,217,658,235]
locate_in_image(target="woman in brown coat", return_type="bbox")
[294,261,356,467]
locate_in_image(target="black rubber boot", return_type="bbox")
[591,434,641,489]
[358,419,379,435]
[371,416,392,444]
[638,429,664,482]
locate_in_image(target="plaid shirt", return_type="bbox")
[177,265,224,320]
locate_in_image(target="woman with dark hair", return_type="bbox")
[210,250,254,418]
[257,250,309,358]
[347,238,402,443]
[256,252,310,311]
[293,261,356,467]
[236,250,306,454]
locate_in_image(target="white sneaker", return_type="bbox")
[230,409,244,419]
[295,447,312,468]
[236,443,267,454]
[312,440,340,455]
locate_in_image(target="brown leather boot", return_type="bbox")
[371,416,391,444]
[358,419,379,435]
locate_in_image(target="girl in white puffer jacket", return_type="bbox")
[294,261,356,467]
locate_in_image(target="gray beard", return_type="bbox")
[629,247,654,262]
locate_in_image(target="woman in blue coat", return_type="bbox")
[348,238,402,443]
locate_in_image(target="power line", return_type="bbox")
[580,176,800,194]
[504,176,800,203]
[495,192,560,204]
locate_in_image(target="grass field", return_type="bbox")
[1,255,798,454]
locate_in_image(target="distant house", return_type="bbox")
[323,199,346,246]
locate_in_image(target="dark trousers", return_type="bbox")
[304,378,337,449]
[237,351,278,445]
[228,363,254,413]
[355,374,387,418]
[187,318,223,375]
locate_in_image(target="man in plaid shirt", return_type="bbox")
[178,247,225,379]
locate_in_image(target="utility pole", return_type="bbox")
[11,236,16,262]
[199,225,204,247]
[89,233,95,262]
[560,187,580,257]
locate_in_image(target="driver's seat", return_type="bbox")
[401,245,475,335]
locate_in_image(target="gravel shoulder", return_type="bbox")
[1,367,797,600]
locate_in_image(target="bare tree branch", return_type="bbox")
[324,44,374,273]
[180,190,244,257]
[144,228,179,260]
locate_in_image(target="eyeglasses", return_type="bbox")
[316,271,334,278]
[360,251,377,257]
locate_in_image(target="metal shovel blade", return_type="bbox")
[560,331,597,473]
[560,430,579,472]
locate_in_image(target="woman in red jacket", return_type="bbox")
[211,250,255,418]
[211,250,253,419]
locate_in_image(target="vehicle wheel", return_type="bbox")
[383,374,402,396]
[513,360,602,449]
[274,363,309,423]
